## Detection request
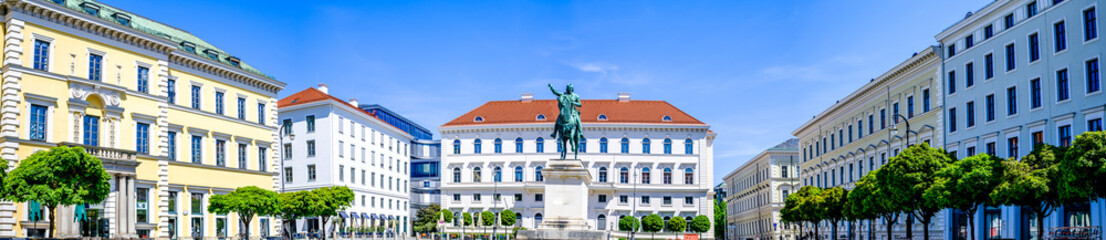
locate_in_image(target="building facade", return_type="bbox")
[0,0,286,238]
[439,93,716,239]
[723,139,799,240]
[357,104,440,221]
[793,47,944,240]
[936,0,1105,239]
[277,86,414,236]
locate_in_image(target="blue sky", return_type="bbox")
[105,0,992,184]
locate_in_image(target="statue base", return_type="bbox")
[516,158,605,240]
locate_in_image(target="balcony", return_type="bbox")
[59,142,140,173]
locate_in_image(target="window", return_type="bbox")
[494,167,502,182]
[663,196,672,205]
[1004,14,1015,29]
[966,63,975,87]
[237,144,247,169]
[598,195,607,203]
[641,196,650,204]
[684,139,694,154]
[620,138,629,154]
[663,138,672,154]
[1088,59,1101,93]
[88,54,102,81]
[1059,125,1072,147]
[284,167,293,182]
[1058,69,1071,101]
[642,138,651,154]
[663,168,672,184]
[473,139,482,154]
[168,132,177,160]
[599,138,608,153]
[985,25,995,39]
[966,35,975,48]
[214,91,225,115]
[281,143,292,160]
[579,137,587,153]
[685,168,694,184]
[536,138,544,153]
[236,98,245,119]
[1089,118,1103,131]
[137,66,149,93]
[1031,78,1043,108]
[257,103,265,124]
[985,54,995,79]
[191,86,201,109]
[214,140,227,167]
[1032,131,1045,148]
[83,115,99,146]
[1086,8,1098,41]
[868,114,874,134]
[167,80,176,104]
[881,109,887,129]
[307,164,317,181]
[949,71,957,94]
[190,193,203,214]
[535,194,543,202]
[1029,33,1040,62]
[641,168,651,184]
[168,191,178,213]
[1056,21,1068,52]
[473,194,481,202]
[1006,44,1016,71]
[136,123,150,154]
[515,166,524,182]
[907,96,915,118]
[685,196,694,205]
[967,102,976,127]
[1008,137,1020,158]
[620,167,629,183]
[619,195,628,203]
[857,120,864,138]
[948,44,956,57]
[452,140,460,154]
[29,105,47,141]
[33,40,49,71]
[986,95,996,122]
[453,168,461,183]
[598,167,608,182]
[949,108,958,132]
[494,138,502,153]
[535,167,544,182]
[306,140,316,157]
[1007,87,1018,115]
[452,194,460,202]
[473,167,482,182]
[1027,2,1038,18]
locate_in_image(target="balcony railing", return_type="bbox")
[60,142,138,161]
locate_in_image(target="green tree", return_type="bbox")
[991,144,1064,240]
[666,216,686,232]
[1059,131,1106,201]
[618,216,640,232]
[819,187,847,240]
[862,169,905,240]
[312,186,355,240]
[642,214,664,239]
[926,153,1004,240]
[481,211,495,227]
[2,146,111,238]
[792,186,824,239]
[714,198,726,240]
[881,144,952,240]
[207,186,280,239]
[690,215,711,239]
[441,209,455,223]
[782,188,807,239]
[277,190,317,239]
[500,209,517,227]
[413,204,441,234]
[463,212,473,239]
[845,178,878,240]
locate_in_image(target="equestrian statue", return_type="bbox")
[549,83,583,159]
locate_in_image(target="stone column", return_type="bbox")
[128,176,137,238]
[106,175,118,237]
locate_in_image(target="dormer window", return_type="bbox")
[662,115,672,122]
[474,116,484,122]
[536,114,546,121]
[598,114,608,121]
[225,56,241,67]
[112,13,132,26]
[203,49,220,61]
[80,2,100,16]
[180,42,197,53]
[52,0,65,5]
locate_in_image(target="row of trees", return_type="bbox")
[210,185,354,240]
[782,131,1106,240]
[436,209,518,238]
[618,214,711,239]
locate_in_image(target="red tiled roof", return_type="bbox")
[277,88,409,135]
[442,99,706,127]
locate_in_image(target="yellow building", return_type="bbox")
[0,0,285,239]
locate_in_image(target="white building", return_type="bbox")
[277,84,414,236]
[439,93,716,239]
[723,139,800,240]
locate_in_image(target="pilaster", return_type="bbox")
[155,59,171,239]
[0,18,25,238]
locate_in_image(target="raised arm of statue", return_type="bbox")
[571,97,581,107]
[548,83,562,96]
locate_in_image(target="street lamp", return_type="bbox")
[890,114,911,147]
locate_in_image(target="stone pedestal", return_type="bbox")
[517,159,605,240]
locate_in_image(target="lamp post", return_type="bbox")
[493,171,500,240]
[890,114,911,147]
[632,171,638,240]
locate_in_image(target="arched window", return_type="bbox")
[662,115,672,122]
[620,167,629,183]
[598,167,608,183]
[620,138,630,154]
[684,139,693,154]
[663,168,672,184]
[494,138,502,153]
[663,138,673,154]
[494,166,502,182]
[663,216,671,229]
[685,217,693,232]
[515,138,524,153]
[599,138,609,153]
[598,114,607,121]
[473,139,482,154]
[685,168,694,184]
[473,167,482,182]
[455,212,462,226]
[597,215,607,230]
[536,138,545,153]
[642,138,652,154]
[474,116,484,122]
[578,137,587,153]
[535,167,544,182]
[453,168,461,183]
[514,166,523,182]
[536,114,546,121]
[453,139,461,154]
[641,168,651,184]
[535,214,543,227]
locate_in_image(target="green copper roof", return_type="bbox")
[767,138,799,151]
[57,0,276,80]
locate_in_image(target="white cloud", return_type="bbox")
[569,61,619,74]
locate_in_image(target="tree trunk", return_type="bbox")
[920,216,931,240]
[814,221,820,240]
[883,215,894,240]
[868,219,873,240]
[905,212,913,240]
[967,213,975,240]
[799,223,804,240]
[48,204,56,238]
[1036,213,1045,240]
[832,220,838,240]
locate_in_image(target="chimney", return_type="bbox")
[520,93,533,102]
[349,98,359,107]
[618,93,631,102]
[317,84,329,94]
